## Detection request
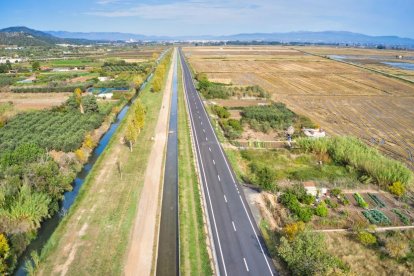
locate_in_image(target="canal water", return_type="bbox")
[14,71,156,276]
[156,51,179,276]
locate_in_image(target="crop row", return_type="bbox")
[368,193,386,208]
[0,110,103,152]
[354,193,369,209]
[103,65,150,72]
[362,209,391,225]
[392,209,411,225]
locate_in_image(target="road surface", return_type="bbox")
[179,49,277,276]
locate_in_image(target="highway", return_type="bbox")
[179,48,277,276]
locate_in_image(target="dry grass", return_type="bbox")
[183,46,414,168]
[0,92,70,111]
[324,232,413,276]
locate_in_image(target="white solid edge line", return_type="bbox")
[182,56,228,276]
[187,58,274,276]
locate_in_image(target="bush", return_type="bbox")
[357,231,377,246]
[211,105,230,119]
[315,201,329,217]
[388,181,405,197]
[278,231,347,275]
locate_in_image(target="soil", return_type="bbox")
[124,49,176,276]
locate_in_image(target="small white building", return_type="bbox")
[303,181,327,197]
[303,128,326,138]
[98,76,110,82]
[96,93,113,99]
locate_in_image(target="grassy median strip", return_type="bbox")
[178,57,212,275]
[36,53,171,275]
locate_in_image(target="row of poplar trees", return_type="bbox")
[125,100,145,151]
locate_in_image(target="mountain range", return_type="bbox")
[1,26,414,47]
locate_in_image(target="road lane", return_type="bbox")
[179,48,277,276]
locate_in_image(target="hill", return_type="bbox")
[0,26,96,46]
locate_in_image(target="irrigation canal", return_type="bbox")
[156,49,179,276]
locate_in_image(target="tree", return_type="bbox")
[82,95,99,113]
[74,88,84,114]
[32,61,40,71]
[388,181,405,197]
[315,201,329,217]
[357,231,376,246]
[278,231,346,276]
[133,101,145,133]
[125,119,138,152]
[83,134,96,149]
[75,149,87,163]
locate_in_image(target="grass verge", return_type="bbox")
[178,55,212,275]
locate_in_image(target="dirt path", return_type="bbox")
[124,48,176,276]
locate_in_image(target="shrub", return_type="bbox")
[278,231,347,275]
[283,221,305,241]
[212,105,230,119]
[357,231,377,246]
[331,188,342,197]
[315,201,329,217]
[388,181,405,197]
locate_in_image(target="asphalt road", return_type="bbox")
[179,49,277,276]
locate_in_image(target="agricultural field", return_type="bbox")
[0,45,164,275]
[183,46,414,169]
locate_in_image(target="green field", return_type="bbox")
[178,57,212,275]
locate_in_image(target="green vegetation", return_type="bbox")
[278,230,348,275]
[219,119,243,139]
[178,60,212,275]
[0,60,12,73]
[11,82,93,93]
[152,50,172,92]
[368,193,386,208]
[211,105,230,119]
[241,103,315,133]
[279,185,316,222]
[0,108,103,152]
[0,143,73,274]
[241,103,295,131]
[392,209,410,225]
[36,48,171,275]
[124,100,145,151]
[388,181,405,197]
[195,73,270,99]
[362,209,391,225]
[357,231,377,246]
[238,149,358,189]
[354,193,369,209]
[297,136,413,191]
[315,201,329,217]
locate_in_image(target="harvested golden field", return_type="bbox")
[183,46,414,168]
[0,92,70,111]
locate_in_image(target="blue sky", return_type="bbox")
[1,0,413,38]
